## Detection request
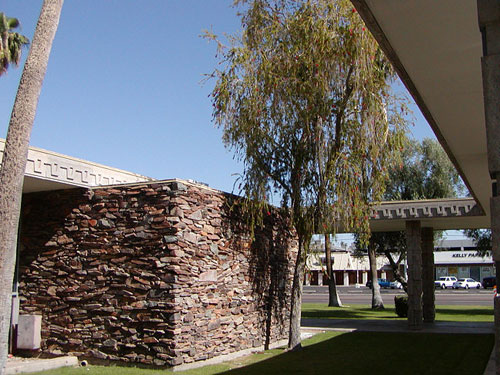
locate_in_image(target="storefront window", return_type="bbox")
[458,267,469,279]
[448,267,458,277]
[482,266,493,280]
[436,267,448,278]
[470,266,480,281]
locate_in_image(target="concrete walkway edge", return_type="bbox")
[483,348,496,375]
[5,356,79,374]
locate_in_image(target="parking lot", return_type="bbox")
[303,285,495,306]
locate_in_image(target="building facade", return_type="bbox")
[17,180,297,368]
[305,240,394,286]
[434,239,494,282]
[306,239,494,286]
[434,251,494,282]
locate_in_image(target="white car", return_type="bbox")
[434,276,457,289]
[390,280,403,289]
[452,278,482,289]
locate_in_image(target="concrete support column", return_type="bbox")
[343,272,349,286]
[406,220,422,330]
[421,227,435,323]
[492,197,500,374]
[362,272,367,285]
[478,1,500,371]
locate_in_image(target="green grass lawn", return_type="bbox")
[219,331,493,375]
[27,330,494,375]
[302,303,494,322]
[25,304,494,375]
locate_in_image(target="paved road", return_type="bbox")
[303,285,495,306]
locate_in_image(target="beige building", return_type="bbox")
[435,251,494,282]
[306,239,494,286]
[305,240,393,286]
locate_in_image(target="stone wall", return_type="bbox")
[18,180,297,367]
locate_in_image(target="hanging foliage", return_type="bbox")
[206,0,407,239]
[205,0,409,348]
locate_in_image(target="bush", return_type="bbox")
[394,295,408,317]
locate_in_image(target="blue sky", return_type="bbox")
[1,1,437,195]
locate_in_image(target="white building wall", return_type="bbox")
[362,272,368,284]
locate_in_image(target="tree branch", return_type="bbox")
[384,250,407,292]
[334,65,354,154]
[253,153,293,198]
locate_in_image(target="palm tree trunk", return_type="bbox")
[0,1,63,373]
[325,234,342,307]
[368,245,384,309]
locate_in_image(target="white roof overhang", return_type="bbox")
[369,198,486,232]
[351,0,490,229]
[0,139,153,193]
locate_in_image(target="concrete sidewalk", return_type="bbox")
[301,318,495,375]
[301,318,494,334]
[4,355,79,374]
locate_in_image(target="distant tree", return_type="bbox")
[324,234,342,307]
[383,137,465,277]
[354,232,391,309]
[385,137,466,201]
[463,229,491,255]
[355,137,466,306]
[0,1,63,373]
[0,12,29,75]
[375,231,407,290]
[206,0,407,349]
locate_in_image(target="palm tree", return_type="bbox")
[0,1,64,373]
[0,12,29,76]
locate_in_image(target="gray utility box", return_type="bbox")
[17,315,41,350]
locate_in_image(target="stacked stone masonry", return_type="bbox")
[18,181,297,367]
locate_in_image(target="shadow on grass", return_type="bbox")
[219,331,493,375]
[436,307,493,317]
[302,304,495,322]
[301,306,401,320]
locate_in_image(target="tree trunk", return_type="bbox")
[368,245,384,309]
[0,2,63,373]
[325,234,342,307]
[288,235,308,351]
[384,250,408,292]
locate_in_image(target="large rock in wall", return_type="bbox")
[18,180,297,367]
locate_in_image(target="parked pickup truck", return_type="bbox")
[434,276,457,289]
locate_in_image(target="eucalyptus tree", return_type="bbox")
[0,12,29,76]
[0,1,63,373]
[206,0,407,349]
